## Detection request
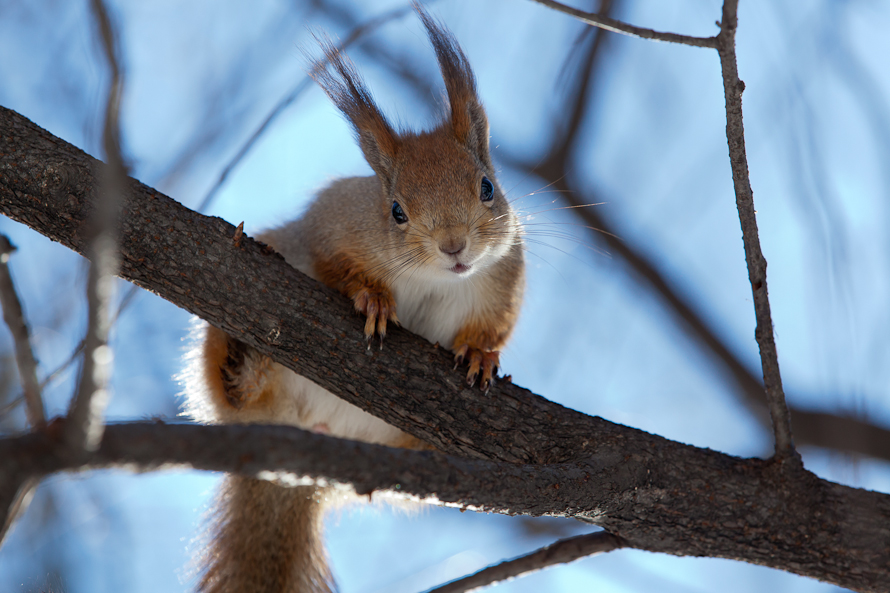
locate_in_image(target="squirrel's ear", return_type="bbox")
[311,38,400,186]
[417,5,492,170]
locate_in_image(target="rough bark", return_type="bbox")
[1,106,889,591]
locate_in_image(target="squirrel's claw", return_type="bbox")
[453,344,468,370]
[354,288,398,348]
[453,345,500,392]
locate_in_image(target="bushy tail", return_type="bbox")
[198,477,334,593]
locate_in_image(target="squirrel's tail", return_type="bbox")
[197,477,334,593]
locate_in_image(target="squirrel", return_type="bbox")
[181,6,524,592]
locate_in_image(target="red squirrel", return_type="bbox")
[182,6,524,592]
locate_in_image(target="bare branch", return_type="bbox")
[0,235,44,427]
[423,531,624,593]
[65,0,126,452]
[0,476,38,547]
[0,234,45,545]
[715,0,797,464]
[527,0,717,48]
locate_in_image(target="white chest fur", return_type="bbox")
[391,272,479,350]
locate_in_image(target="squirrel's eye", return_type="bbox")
[391,201,408,224]
[480,177,494,202]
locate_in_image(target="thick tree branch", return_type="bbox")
[716,1,797,463]
[1,105,890,590]
[3,420,593,508]
[424,531,624,593]
[3,418,890,590]
[527,0,717,48]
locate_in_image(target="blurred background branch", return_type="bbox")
[0,234,44,546]
[64,0,126,453]
[0,236,44,428]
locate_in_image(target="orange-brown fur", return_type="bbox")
[313,251,399,339]
[198,481,333,593]
[200,325,302,418]
[184,6,523,592]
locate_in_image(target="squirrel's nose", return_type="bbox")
[439,238,466,256]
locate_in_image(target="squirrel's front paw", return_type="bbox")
[453,344,500,393]
[352,287,398,348]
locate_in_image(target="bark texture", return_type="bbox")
[2,106,890,591]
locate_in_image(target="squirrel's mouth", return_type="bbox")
[449,263,471,274]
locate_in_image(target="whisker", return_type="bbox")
[521,221,619,241]
[524,237,612,261]
[521,246,569,283]
[505,174,570,207]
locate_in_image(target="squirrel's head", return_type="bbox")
[311,4,519,282]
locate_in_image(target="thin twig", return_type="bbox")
[715,0,797,464]
[39,338,84,390]
[65,0,126,452]
[0,476,38,547]
[0,395,24,417]
[0,235,44,545]
[422,531,624,593]
[0,235,44,427]
[528,0,717,48]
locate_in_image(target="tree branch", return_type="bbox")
[527,0,717,48]
[65,0,126,452]
[423,531,624,593]
[0,235,44,427]
[1,105,890,590]
[0,476,38,547]
[0,234,45,546]
[715,0,797,464]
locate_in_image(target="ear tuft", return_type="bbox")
[310,35,400,184]
[415,4,492,169]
